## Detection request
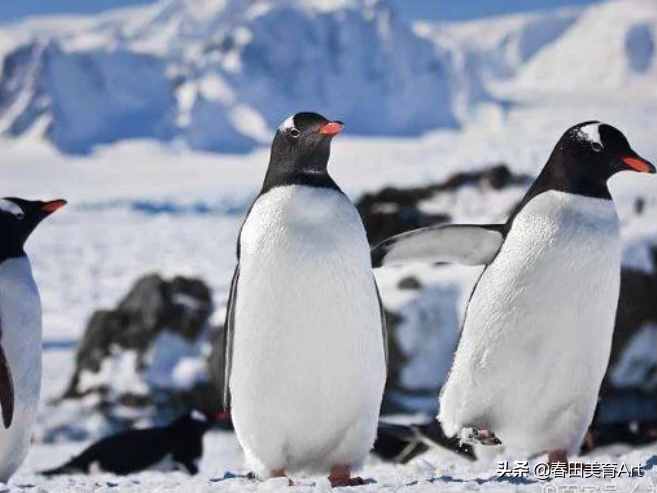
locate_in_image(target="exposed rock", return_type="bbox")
[357,164,531,245]
[397,276,423,291]
[62,274,218,423]
[428,164,531,192]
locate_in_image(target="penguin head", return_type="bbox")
[556,121,655,185]
[269,112,343,173]
[0,198,67,260]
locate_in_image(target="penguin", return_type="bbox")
[371,122,655,463]
[40,411,211,476]
[221,112,387,487]
[0,197,66,481]
[374,419,475,463]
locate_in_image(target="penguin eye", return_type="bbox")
[591,142,603,152]
[289,128,301,139]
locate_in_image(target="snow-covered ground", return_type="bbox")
[14,433,657,492]
[1,0,657,490]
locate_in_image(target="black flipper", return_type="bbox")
[374,278,388,367]
[371,224,506,268]
[0,339,14,428]
[222,266,239,411]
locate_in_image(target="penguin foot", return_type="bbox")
[270,469,293,486]
[547,449,568,465]
[462,428,501,446]
[328,465,366,488]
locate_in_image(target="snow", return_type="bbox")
[145,331,209,390]
[10,434,657,492]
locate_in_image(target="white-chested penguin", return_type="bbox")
[0,197,66,481]
[371,122,655,463]
[221,112,387,486]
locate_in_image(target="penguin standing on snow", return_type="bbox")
[372,122,655,463]
[222,112,387,486]
[0,197,66,481]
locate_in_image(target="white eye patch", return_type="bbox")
[578,123,603,148]
[278,115,296,132]
[0,199,24,218]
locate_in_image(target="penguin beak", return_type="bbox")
[319,121,344,137]
[41,199,67,213]
[622,155,656,174]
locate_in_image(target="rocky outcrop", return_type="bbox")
[357,164,530,245]
[62,274,219,423]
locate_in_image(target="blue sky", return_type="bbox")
[0,0,602,24]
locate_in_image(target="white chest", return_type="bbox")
[230,186,386,470]
[0,256,42,400]
[240,185,371,266]
[472,191,621,331]
[236,185,379,343]
[0,256,42,481]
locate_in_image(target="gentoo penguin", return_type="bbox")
[40,411,211,476]
[371,122,655,463]
[222,112,387,486]
[0,197,66,481]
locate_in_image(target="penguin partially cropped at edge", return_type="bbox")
[371,122,655,463]
[0,197,66,481]
[221,112,387,487]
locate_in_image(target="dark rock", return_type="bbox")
[357,164,531,245]
[62,273,216,418]
[397,276,423,291]
[429,163,530,192]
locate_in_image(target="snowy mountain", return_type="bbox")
[0,0,458,154]
[418,0,657,110]
[0,0,655,154]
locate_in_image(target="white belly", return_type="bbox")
[0,257,42,481]
[439,191,621,457]
[230,185,386,475]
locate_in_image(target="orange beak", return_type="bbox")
[319,121,344,136]
[41,199,67,213]
[623,156,656,174]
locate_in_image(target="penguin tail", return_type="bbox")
[39,462,83,477]
[39,466,68,477]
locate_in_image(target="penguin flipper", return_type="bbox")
[371,224,505,268]
[222,265,239,411]
[374,279,388,367]
[0,340,14,428]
